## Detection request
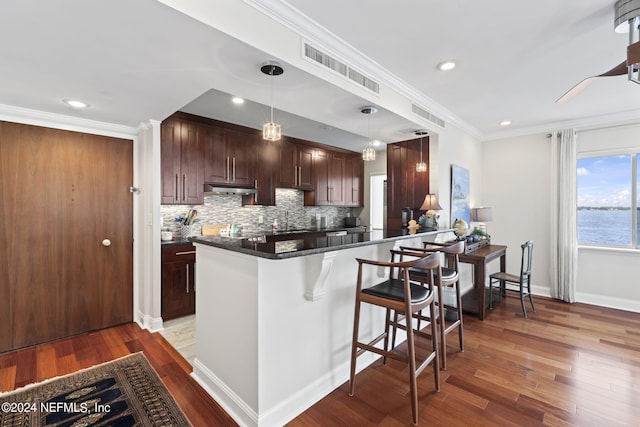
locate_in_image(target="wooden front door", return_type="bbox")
[0,121,133,353]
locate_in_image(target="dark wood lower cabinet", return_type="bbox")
[161,244,196,320]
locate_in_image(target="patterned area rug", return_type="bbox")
[0,353,191,426]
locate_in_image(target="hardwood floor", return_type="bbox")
[290,296,640,426]
[0,323,237,427]
[1,296,639,426]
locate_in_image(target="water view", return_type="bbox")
[577,208,638,246]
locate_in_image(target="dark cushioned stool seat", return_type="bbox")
[409,267,456,281]
[362,278,430,303]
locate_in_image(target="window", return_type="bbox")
[577,154,638,247]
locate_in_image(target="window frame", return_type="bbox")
[576,149,638,249]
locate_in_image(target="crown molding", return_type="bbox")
[481,108,640,141]
[243,0,483,140]
[0,103,139,138]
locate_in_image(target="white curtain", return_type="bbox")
[550,129,578,302]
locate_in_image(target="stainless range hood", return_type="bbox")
[204,184,257,195]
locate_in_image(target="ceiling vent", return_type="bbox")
[411,104,445,128]
[303,41,380,95]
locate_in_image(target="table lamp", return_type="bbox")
[420,194,443,229]
[471,207,493,237]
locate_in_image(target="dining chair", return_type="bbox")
[349,250,441,425]
[489,240,535,318]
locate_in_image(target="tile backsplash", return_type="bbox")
[161,188,361,236]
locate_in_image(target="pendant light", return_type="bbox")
[361,105,377,161]
[260,61,284,141]
[415,130,428,172]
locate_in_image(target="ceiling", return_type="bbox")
[1,0,639,151]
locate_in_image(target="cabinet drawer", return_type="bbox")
[162,243,196,262]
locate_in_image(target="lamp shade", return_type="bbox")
[420,194,442,211]
[471,207,493,222]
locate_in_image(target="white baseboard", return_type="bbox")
[531,286,640,314]
[191,358,258,427]
[575,292,640,313]
[191,352,379,427]
[136,311,163,332]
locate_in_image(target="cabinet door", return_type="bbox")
[244,137,277,206]
[161,119,203,205]
[297,145,315,190]
[278,139,297,188]
[328,152,345,204]
[225,129,253,186]
[314,149,330,205]
[161,119,182,204]
[161,260,195,320]
[345,154,364,206]
[180,121,204,205]
[203,126,228,184]
[161,244,196,321]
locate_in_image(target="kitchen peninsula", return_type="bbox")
[190,227,454,426]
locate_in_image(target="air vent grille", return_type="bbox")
[303,41,380,95]
[412,104,445,128]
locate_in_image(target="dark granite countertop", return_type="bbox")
[189,227,455,259]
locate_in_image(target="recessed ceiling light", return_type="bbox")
[231,96,244,104]
[372,140,382,147]
[63,99,89,109]
[499,120,511,126]
[437,60,456,71]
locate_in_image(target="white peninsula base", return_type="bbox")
[191,236,428,426]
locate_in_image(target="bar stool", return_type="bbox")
[399,241,465,370]
[349,250,441,425]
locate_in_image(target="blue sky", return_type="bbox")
[577,155,632,207]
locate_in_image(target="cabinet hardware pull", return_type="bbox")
[232,157,236,182]
[186,264,189,293]
[175,174,178,201]
[254,179,258,203]
[226,156,230,181]
[175,251,196,255]
[182,174,186,201]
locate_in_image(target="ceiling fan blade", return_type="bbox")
[555,61,627,104]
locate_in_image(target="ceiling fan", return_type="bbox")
[556,0,640,104]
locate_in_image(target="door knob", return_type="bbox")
[102,239,111,247]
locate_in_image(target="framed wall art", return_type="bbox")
[450,164,470,225]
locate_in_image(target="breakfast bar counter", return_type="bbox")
[190,228,453,426]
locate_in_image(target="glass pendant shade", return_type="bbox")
[261,61,284,141]
[263,122,281,141]
[416,130,427,172]
[362,146,376,161]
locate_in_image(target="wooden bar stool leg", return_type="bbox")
[436,283,447,370]
[455,280,464,352]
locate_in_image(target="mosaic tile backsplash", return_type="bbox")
[161,188,361,237]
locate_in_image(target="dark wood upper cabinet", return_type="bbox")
[160,112,363,207]
[203,127,252,186]
[345,154,364,206]
[243,136,278,206]
[386,137,429,229]
[161,118,204,205]
[313,150,347,205]
[279,138,314,191]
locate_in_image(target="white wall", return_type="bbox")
[483,124,640,312]
[361,150,387,228]
[482,133,552,296]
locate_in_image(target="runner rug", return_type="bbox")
[0,352,191,426]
